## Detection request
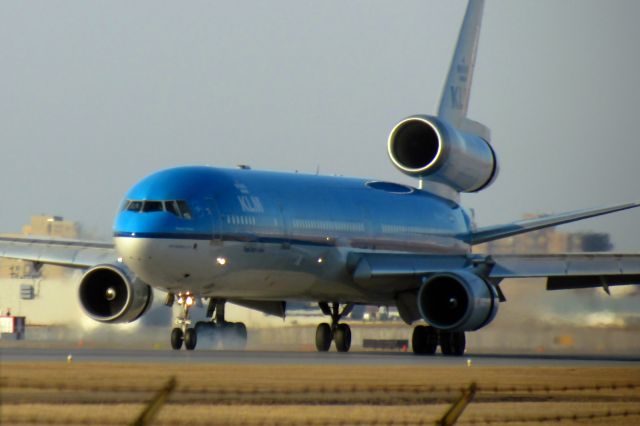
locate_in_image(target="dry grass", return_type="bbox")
[1,362,640,425]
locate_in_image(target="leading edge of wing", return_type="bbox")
[0,235,116,269]
[464,201,640,246]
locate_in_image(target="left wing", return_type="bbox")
[349,252,640,292]
[464,201,640,245]
[0,236,116,269]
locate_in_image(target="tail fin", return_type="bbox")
[437,0,489,140]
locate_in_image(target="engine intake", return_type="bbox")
[388,115,498,193]
[78,264,153,323]
[417,270,498,331]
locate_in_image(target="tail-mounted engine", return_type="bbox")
[417,270,499,331]
[387,115,498,193]
[78,264,153,323]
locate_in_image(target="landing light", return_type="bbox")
[185,296,194,306]
[216,257,227,266]
[317,257,324,264]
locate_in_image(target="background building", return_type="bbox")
[0,215,81,279]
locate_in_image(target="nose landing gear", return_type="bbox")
[170,292,197,350]
[315,302,353,352]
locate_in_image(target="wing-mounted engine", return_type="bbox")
[387,115,498,193]
[78,264,153,323]
[417,270,499,331]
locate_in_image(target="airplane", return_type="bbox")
[1,0,639,355]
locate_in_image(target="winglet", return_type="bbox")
[437,0,486,134]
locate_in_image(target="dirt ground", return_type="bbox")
[1,362,639,425]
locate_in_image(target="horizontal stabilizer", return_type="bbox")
[465,201,640,245]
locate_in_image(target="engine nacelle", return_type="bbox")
[387,115,498,193]
[417,270,499,331]
[78,264,153,323]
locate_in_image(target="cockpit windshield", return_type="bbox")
[126,201,143,212]
[122,200,192,219]
[142,201,163,212]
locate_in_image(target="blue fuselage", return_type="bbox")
[113,166,472,303]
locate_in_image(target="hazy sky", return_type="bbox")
[1,0,639,250]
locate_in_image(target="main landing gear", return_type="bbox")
[169,295,247,351]
[194,298,247,351]
[315,302,354,353]
[412,325,466,356]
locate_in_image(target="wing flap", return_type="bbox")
[0,236,116,269]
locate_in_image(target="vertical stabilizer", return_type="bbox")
[437,0,486,137]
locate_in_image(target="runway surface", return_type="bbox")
[1,347,638,366]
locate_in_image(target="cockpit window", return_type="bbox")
[122,199,192,219]
[142,201,163,212]
[126,201,143,212]
[176,201,192,220]
[164,201,180,216]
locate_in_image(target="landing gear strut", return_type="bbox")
[315,302,353,352]
[170,292,197,350]
[194,298,248,350]
[411,325,466,356]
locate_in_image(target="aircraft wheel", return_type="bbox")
[334,323,351,353]
[170,327,183,350]
[315,323,332,352]
[184,327,198,351]
[440,331,465,356]
[412,325,437,355]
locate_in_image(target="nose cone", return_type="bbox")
[112,167,223,285]
[114,236,172,286]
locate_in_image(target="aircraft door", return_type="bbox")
[203,196,223,244]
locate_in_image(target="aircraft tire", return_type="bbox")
[184,327,198,351]
[440,331,465,356]
[315,323,332,352]
[334,323,351,353]
[171,328,183,350]
[412,325,437,355]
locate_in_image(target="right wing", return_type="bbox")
[0,236,116,269]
